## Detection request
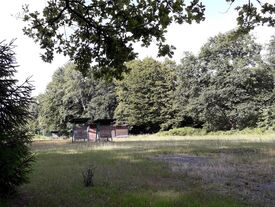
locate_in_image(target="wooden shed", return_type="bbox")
[112,125,129,138]
[70,118,90,142]
[69,118,128,142]
[89,119,129,141]
[90,119,115,142]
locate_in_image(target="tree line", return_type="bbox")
[30,31,275,135]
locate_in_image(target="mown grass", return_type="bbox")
[2,133,275,207]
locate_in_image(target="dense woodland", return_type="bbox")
[29,32,275,135]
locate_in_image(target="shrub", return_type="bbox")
[158,127,208,136]
[257,104,275,130]
[159,127,274,137]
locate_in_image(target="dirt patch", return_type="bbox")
[151,154,209,164]
[261,182,275,191]
[150,153,275,207]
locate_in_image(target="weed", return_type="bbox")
[82,165,96,187]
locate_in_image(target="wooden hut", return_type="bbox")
[112,125,129,138]
[89,119,129,141]
[91,119,115,142]
[69,118,128,142]
[69,118,90,142]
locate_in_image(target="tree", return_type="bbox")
[22,0,275,78]
[257,35,275,129]
[38,63,116,133]
[115,58,176,133]
[175,32,274,131]
[38,67,67,133]
[266,35,275,78]
[173,52,205,128]
[27,97,41,134]
[228,0,275,32]
[0,40,34,196]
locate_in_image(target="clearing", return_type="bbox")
[2,133,275,207]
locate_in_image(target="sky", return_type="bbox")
[0,0,274,96]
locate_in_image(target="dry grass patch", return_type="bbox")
[151,145,275,206]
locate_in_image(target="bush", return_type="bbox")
[158,127,208,136]
[257,104,275,130]
[0,40,34,197]
[207,128,268,135]
[158,127,274,137]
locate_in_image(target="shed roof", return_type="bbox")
[69,117,90,124]
[93,119,116,124]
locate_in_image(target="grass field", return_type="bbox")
[2,133,275,207]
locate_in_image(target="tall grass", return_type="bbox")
[158,127,275,137]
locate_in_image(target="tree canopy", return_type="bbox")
[28,31,275,135]
[37,63,116,134]
[115,58,176,133]
[175,32,274,131]
[267,35,275,77]
[22,0,275,78]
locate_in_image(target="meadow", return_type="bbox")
[2,133,275,207]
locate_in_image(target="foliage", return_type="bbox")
[27,97,40,134]
[256,35,275,129]
[257,92,275,130]
[175,32,274,131]
[159,127,274,136]
[22,0,275,78]
[266,35,275,77]
[226,0,275,33]
[22,0,205,79]
[115,58,176,133]
[158,127,207,136]
[38,64,116,134]
[0,40,34,196]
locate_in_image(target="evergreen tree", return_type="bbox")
[0,40,34,196]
